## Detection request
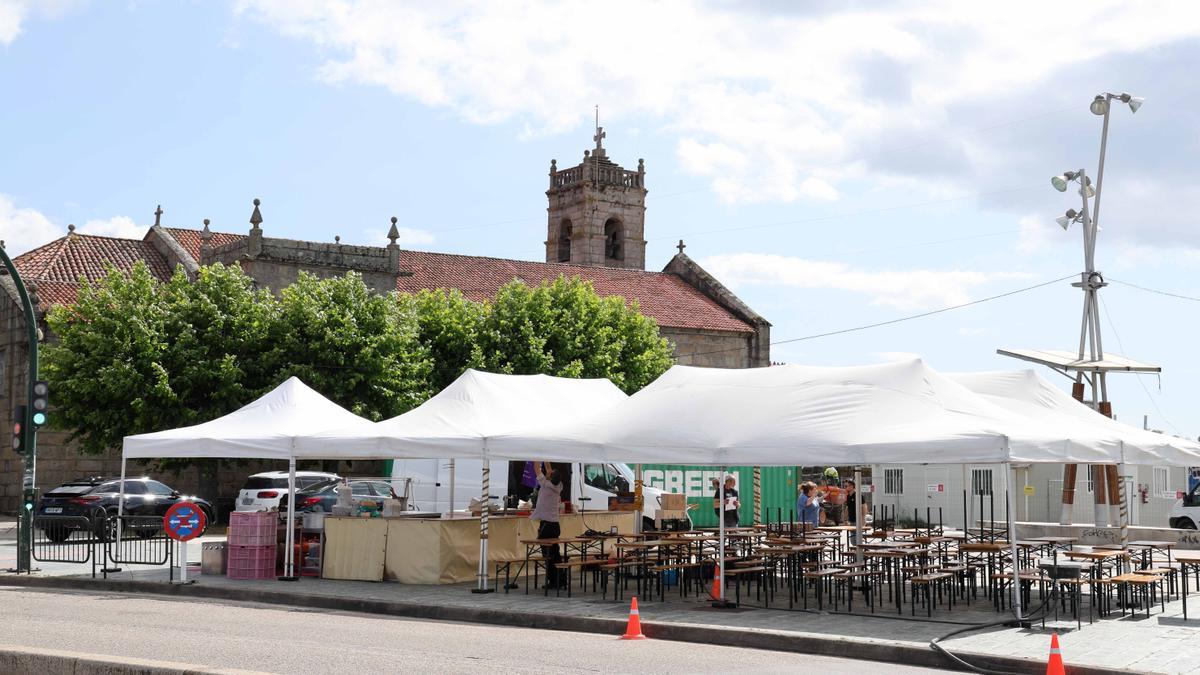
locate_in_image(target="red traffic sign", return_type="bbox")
[164,501,207,542]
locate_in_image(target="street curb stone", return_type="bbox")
[0,574,1136,675]
[0,643,261,674]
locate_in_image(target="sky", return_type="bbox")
[1,0,1198,439]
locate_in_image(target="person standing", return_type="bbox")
[711,477,722,524]
[797,482,820,529]
[722,476,740,528]
[844,479,860,543]
[532,461,565,589]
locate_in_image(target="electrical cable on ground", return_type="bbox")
[676,274,1076,361]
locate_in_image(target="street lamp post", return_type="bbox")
[0,243,40,573]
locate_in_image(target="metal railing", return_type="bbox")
[31,515,98,577]
[25,513,176,579]
[107,515,174,572]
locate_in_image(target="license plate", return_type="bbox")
[242,498,254,505]
[44,507,62,514]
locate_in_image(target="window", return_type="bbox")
[603,217,624,261]
[350,481,371,496]
[883,468,904,495]
[1153,467,1170,499]
[557,219,572,262]
[971,469,993,496]
[144,481,175,496]
[370,482,396,498]
[1085,465,1096,493]
[113,481,146,495]
[583,464,629,493]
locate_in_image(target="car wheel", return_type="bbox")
[43,526,71,543]
[93,509,117,542]
[1179,518,1197,530]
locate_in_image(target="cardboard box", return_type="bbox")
[659,493,687,511]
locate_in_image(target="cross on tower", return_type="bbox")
[677,239,686,255]
[594,126,605,150]
[153,205,163,227]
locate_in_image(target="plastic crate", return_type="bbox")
[228,511,277,547]
[226,544,276,580]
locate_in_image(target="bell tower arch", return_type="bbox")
[545,126,647,269]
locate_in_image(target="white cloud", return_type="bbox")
[235,0,1200,210]
[0,0,85,45]
[700,252,1029,310]
[77,215,144,239]
[0,194,59,254]
[0,194,144,256]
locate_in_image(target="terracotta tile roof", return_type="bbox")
[12,234,173,310]
[17,227,753,334]
[396,250,753,333]
[165,228,245,261]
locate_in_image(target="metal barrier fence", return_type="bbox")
[27,513,174,579]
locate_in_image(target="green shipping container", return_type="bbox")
[640,465,798,528]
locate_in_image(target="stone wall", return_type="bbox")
[546,174,647,269]
[209,238,398,294]
[662,254,771,367]
[662,327,753,369]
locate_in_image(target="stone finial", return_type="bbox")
[677,239,686,255]
[199,219,214,263]
[335,235,341,245]
[154,205,163,227]
[247,198,263,257]
[68,223,76,234]
[201,219,212,240]
[638,158,645,172]
[584,149,590,159]
[387,216,400,245]
[249,198,263,230]
[550,159,557,172]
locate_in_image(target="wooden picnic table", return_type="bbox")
[1173,550,1200,619]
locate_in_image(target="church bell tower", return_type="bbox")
[545,124,647,269]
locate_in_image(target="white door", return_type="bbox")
[923,466,950,530]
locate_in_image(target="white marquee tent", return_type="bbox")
[122,376,379,577]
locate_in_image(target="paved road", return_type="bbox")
[0,587,948,673]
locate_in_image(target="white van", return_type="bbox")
[390,459,685,530]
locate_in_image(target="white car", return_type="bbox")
[235,471,340,512]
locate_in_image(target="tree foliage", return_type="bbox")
[474,276,674,394]
[44,268,674,474]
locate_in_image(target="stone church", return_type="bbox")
[0,130,770,511]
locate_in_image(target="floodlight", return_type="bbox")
[1051,175,1070,192]
[1079,182,1096,198]
[1056,215,1072,230]
[1127,96,1144,113]
[1090,95,1109,116]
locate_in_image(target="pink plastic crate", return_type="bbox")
[226,544,276,580]
[228,511,277,547]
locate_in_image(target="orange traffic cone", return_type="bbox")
[1046,634,1064,675]
[620,596,646,640]
[710,567,722,600]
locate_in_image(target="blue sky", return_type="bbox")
[1,1,1197,439]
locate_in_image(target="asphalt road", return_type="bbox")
[0,587,949,673]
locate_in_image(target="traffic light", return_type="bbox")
[12,404,24,454]
[31,380,48,428]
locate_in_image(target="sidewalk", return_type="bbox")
[0,517,16,540]
[5,564,1198,674]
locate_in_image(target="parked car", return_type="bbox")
[278,478,400,515]
[235,471,340,512]
[35,477,214,542]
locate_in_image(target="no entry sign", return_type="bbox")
[164,502,207,542]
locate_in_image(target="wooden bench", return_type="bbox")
[910,572,955,616]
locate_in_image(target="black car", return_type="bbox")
[35,477,214,542]
[279,478,399,514]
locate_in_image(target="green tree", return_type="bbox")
[398,288,485,392]
[475,276,674,393]
[44,263,278,498]
[265,272,432,421]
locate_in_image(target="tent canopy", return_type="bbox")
[950,369,1200,467]
[123,376,376,460]
[296,369,628,459]
[486,360,1200,467]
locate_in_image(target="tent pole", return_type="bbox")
[1118,443,1128,548]
[1006,457,1024,622]
[449,459,456,515]
[753,466,762,527]
[473,457,493,593]
[117,458,127,545]
[716,466,728,606]
[281,455,297,580]
[634,463,643,534]
[853,467,863,564]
